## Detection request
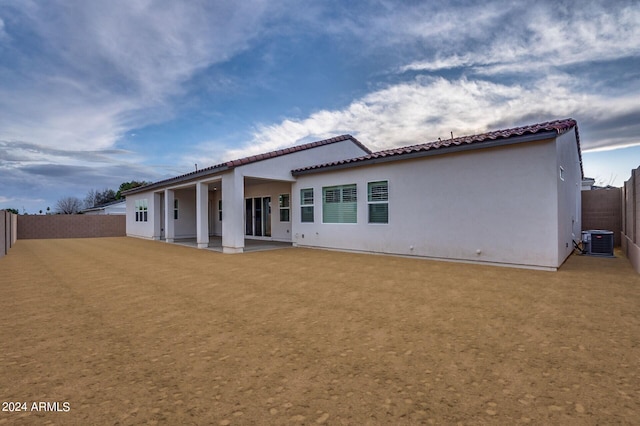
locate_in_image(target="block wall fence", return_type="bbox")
[582,188,622,247]
[17,215,126,240]
[622,166,640,274]
[0,210,18,258]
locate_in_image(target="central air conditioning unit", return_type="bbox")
[581,230,614,257]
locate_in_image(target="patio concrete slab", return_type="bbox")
[170,236,293,252]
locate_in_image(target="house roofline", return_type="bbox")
[80,199,126,213]
[292,119,583,177]
[122,165,232,196]
[123,134,369,196]
[292,131,558,175]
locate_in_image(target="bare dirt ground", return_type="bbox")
[1,237,639,425]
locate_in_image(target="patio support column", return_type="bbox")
[221,172,244,253]
[196,182,209,249]
[152,192,162,240]
[164,189,175,243]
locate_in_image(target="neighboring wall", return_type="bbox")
[18,215,126,239]
[1,210,18,258]
[622,167,640,273]
[582,188,622,246]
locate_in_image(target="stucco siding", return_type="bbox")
[171,187,197,238]
[209,189,222,236]
[292,140,560,269]
[555,129,582,265]
[239,139,369,181]
[126,193,155,239]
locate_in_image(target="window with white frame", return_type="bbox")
[368,181,388,224]
[300,188,314,223]
[135,199,148,222]
[279,194,290,222]
[323,184,357,223]
[173,199,179,220]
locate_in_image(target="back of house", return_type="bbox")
[124,119,582,270]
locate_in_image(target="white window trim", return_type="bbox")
[300,188,314,223]
[367,180,389,224]
[279,193,290,222]
[135,199,148,222]
[322,183,358,224]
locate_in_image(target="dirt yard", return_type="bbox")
[1,238,639,425]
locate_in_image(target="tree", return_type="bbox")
[116,181,149,199]
[56,197,82,214]
[84,189,99,209]
[84,188,117,209]
[97,189,117,205]
[4,208,19,214]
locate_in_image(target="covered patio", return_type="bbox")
[124,134,371,253]
[149,175,294,253]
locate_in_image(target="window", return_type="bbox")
[135,199,148,222]
[218,200,222,221]
[368,181,388,224]
[300,188,314,223]
[323,184,357,223]
[279,194,290,222]
[174,199,179,220]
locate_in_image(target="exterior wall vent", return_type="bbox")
[581,230,614,257]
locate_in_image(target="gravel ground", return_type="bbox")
[1,237,639,425]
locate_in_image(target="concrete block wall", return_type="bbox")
[581,188,622,246]
[1,210,17,258]
[622,167,640,274]
[17,215,126,239]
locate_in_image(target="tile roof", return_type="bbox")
[292,118,582,176]
[123,134,370,195]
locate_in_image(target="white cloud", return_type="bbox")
[399,2,640,75]
[0,0,273,151]
[0,18,7,41]
[222,73,640,161]
[399,55,476,73]
[370,1,508,48]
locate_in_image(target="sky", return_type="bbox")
[0,0,639,213]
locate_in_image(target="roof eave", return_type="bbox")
[122,165,230,196]
[122,134,370,196]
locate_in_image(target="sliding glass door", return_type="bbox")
[245,197,271,237]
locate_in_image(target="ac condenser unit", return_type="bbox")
[581,230,614,257]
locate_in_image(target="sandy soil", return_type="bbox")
[0,237,639,425]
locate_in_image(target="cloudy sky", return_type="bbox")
[1,0,639,212]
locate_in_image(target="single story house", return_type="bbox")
[82,199,127,215]
[123,118,583,270]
